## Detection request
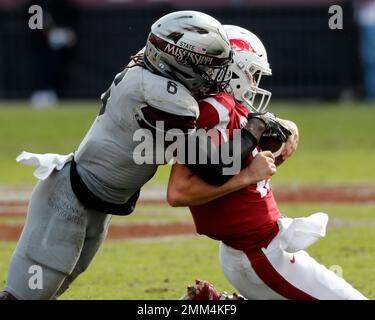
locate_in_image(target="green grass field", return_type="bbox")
[1,102,375,185]
[0,101,374,299]
[1,203,374,299]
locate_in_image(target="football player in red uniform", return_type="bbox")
[168,25,367,300]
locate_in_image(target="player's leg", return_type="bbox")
[2,165,89,300]
[220,241,367,300]
[253,245,367,300]
[53,213,112,298]
[219,242,285,300]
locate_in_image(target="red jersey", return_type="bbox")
[190,92,281,252]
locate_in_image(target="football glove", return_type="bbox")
[250,112,292,143]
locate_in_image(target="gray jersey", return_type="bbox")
[75,65,199,204]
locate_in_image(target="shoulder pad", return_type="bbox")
[142,69,199,119]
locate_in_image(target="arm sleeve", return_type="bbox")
[182,127,257,186]
[183,96,259,186]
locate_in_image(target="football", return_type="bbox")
[259,135,286,166]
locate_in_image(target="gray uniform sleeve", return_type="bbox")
[138,69,260,186]
[136,70,199,134]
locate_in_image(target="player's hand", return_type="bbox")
[241,151,276,185]
[249,112,292,143]
[278,119,299,160]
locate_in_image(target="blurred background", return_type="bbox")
[0,0,374,104]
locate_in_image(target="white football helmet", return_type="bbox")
[144,11,233,95]
[224,25,272,113]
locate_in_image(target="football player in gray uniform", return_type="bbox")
[0,11,278,300]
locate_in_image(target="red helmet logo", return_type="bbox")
[230,38,256,53]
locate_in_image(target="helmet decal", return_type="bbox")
[149,33,227,66]
[229,38,256,53]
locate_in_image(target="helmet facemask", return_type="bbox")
[242,63,272,113]
[189,57,233,95]
[227,60,272,114]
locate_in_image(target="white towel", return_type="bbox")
[277,212,329,253]
[16,151,73,180]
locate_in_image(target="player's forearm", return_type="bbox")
[184,118,266,186]
[168,173,248,207]
[167,164,255,207]
[168,151,276,207]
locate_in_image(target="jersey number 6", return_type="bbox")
[167,81,178,95]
